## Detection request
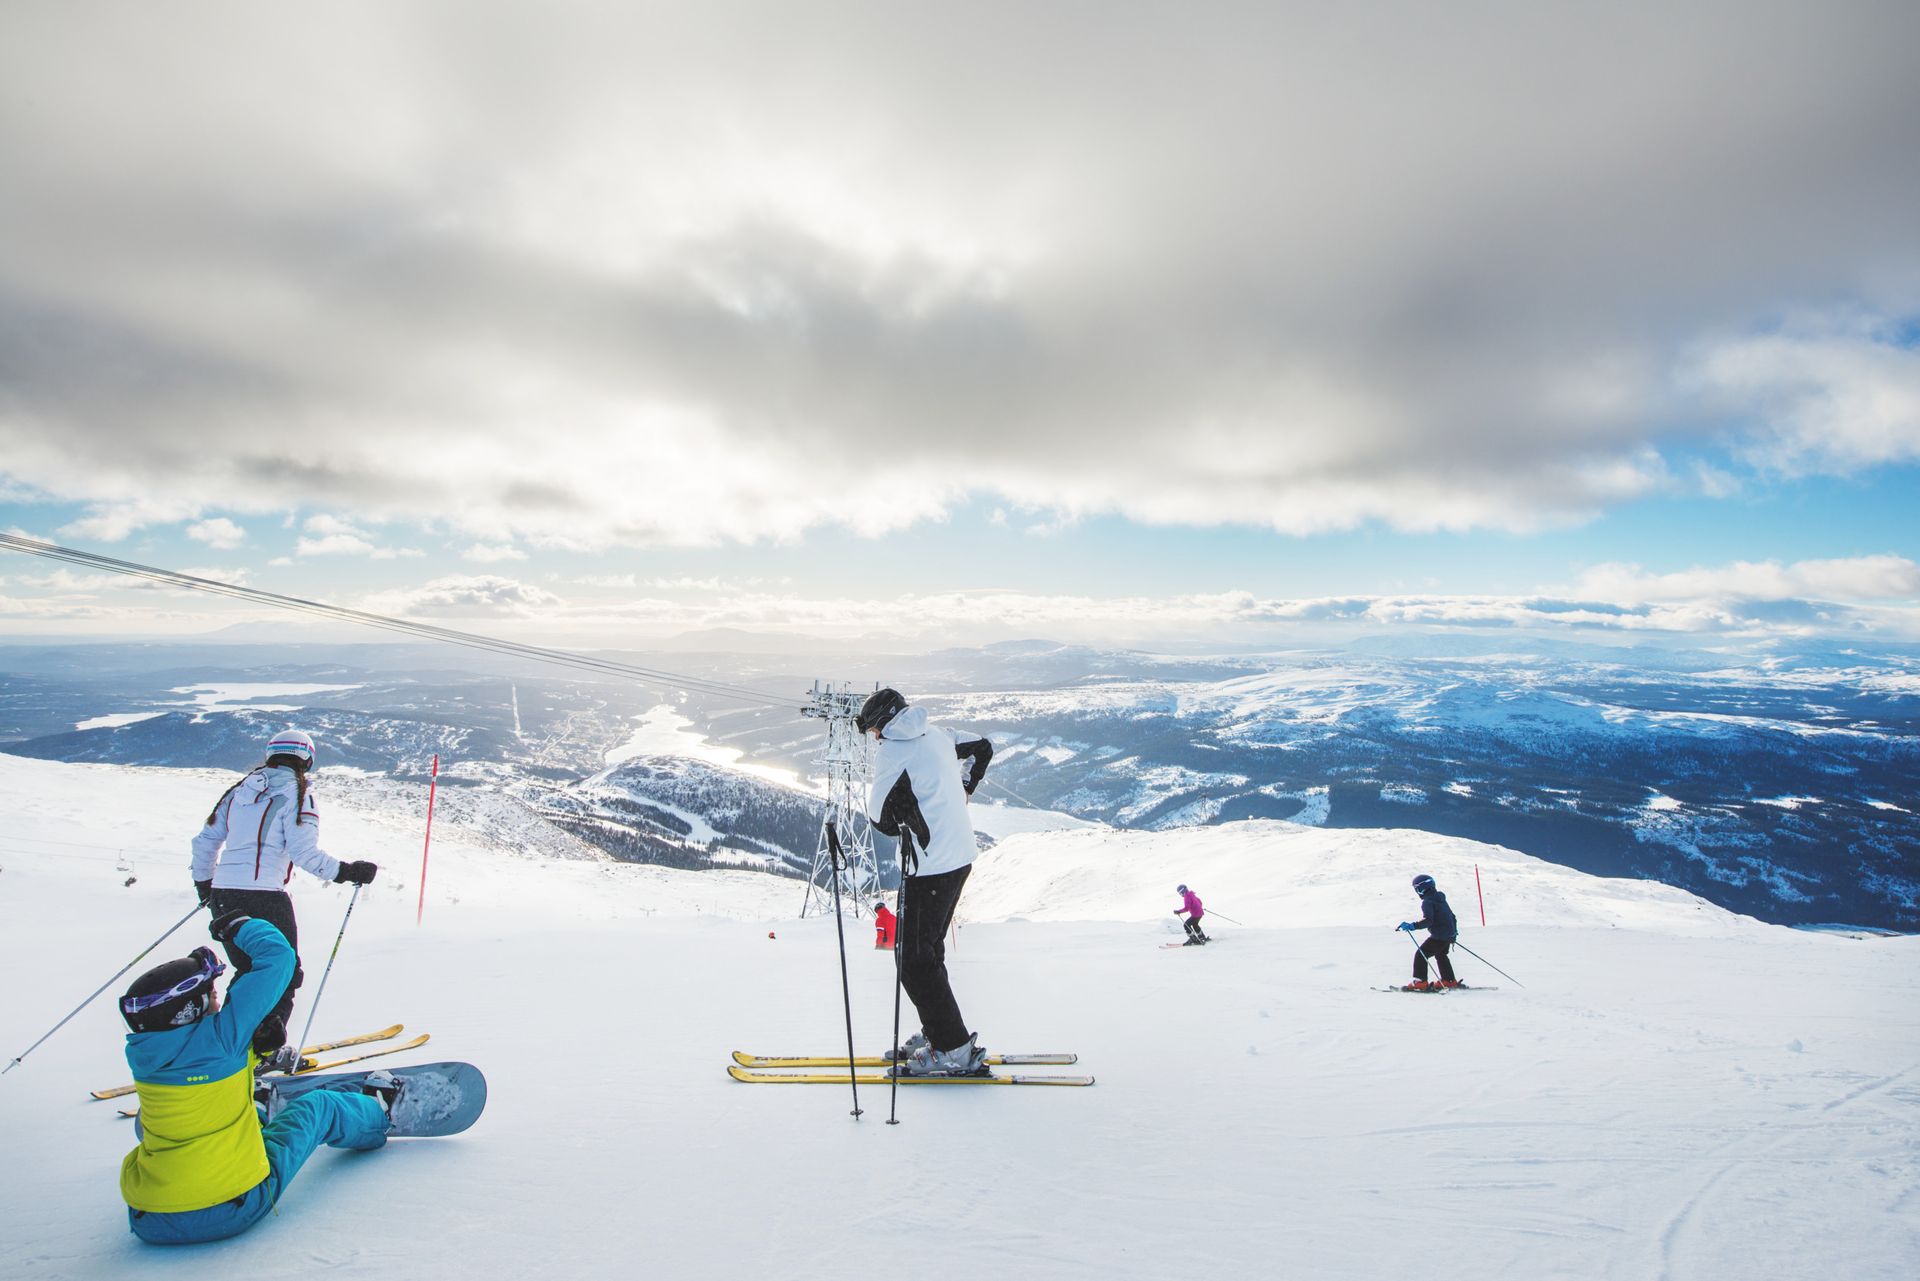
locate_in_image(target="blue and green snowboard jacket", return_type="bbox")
[120,918,289,1213]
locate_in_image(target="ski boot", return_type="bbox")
[885,1031,928,1062]
[359,1069,407,1128]
[254,1044,301,1076]
[901,1033,991,1078]
[1404,980,1432,992]
[1438,979,1463,989]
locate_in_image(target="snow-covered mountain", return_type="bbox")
[918,648,1920,930]
[3,638,1916,930]
[0,752,1913,1281]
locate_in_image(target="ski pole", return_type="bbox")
[1452,938,1524,988]
[825,822,862,1120]
[296,884,362,1058]
[1402,928,1426,985]
[887,834,912,1126]
[4,901,207,1075]
[1206,910,1244,926]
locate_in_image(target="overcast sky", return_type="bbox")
[2,2,1917,649]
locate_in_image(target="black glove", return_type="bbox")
[210,910,253,946]
[195,880,213,906]
[334,860,378,886]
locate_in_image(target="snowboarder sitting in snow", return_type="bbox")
[861,687,994,1076]
[1175,884,1210,945]
[1397,873,1459,990]
[190,728,378,1068]
[118,911,397,1245]
[873,901,898,950]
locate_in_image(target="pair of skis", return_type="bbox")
[94,1024,426,1103]
[727,1049,1095,1087]
[1376,984,1498,994]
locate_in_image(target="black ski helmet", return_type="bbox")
[1411,874,1435,895]
[856,688,908,735]
[120,946,225,1032]
[1177,884,1188,895]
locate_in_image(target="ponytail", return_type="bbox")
[264,753,312,824]
[204,779,244,826]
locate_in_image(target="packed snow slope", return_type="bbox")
[0,753,1915,1280]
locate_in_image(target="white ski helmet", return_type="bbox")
[267,728,315,767]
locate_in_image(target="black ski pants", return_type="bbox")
[1413,937,1456,983]
[1183,916,1208,942]
[898,865,972,1054]
[208,887,303,1054]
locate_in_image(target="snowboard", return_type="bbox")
[265,1060,487,1137]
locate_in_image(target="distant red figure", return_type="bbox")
[873,902,897,950]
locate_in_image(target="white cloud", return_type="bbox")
[303,514,362,538]
[510,554,1920,645]
[185,517,246,550]
[296,533,382,557]
[57,499,202,543]
[1685,316,1920,475]
[175,565,251,587]
[1573,555,1920,605]
[361,574,562,619]
[558,573,637,588]
[640,576,727,591]
[295,515,422,559]
[19,568,122,593]
[461,542,527,563]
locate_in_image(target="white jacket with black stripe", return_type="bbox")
[865,706,992,878]
[190,766,342,890]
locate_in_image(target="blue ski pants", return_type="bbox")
[128,1089,387,1245]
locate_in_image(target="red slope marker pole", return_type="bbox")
[417,754,439,926]
[1475,863,1486,927]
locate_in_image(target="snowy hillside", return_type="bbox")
[961,821,1763,937]
[1,754,1915,1280]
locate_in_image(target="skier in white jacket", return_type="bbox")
[859,689,994,1076]
[190,729,377,1063]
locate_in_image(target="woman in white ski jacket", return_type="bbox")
[860,690,993,1076]
[190,729,377,1060]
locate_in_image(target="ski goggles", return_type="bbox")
[120,947,226,1016]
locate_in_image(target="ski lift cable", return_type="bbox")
[4,536,791,706]
[10,543,784,707]
[0,534,800,709]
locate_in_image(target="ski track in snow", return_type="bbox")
[0,753,1915,1279]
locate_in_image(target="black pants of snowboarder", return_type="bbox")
[208,887,302,1054]
[1183,916,1209,943]
[899,865,972,1053]
[1413,937,1456,983]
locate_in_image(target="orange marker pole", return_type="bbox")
[1475,863,1486,927]
[417,754,439,926]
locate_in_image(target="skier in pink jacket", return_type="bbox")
[1175,885,1210,946]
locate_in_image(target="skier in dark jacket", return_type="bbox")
[1397,873,1459,989]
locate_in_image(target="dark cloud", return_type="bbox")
[1,2,1916,544]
